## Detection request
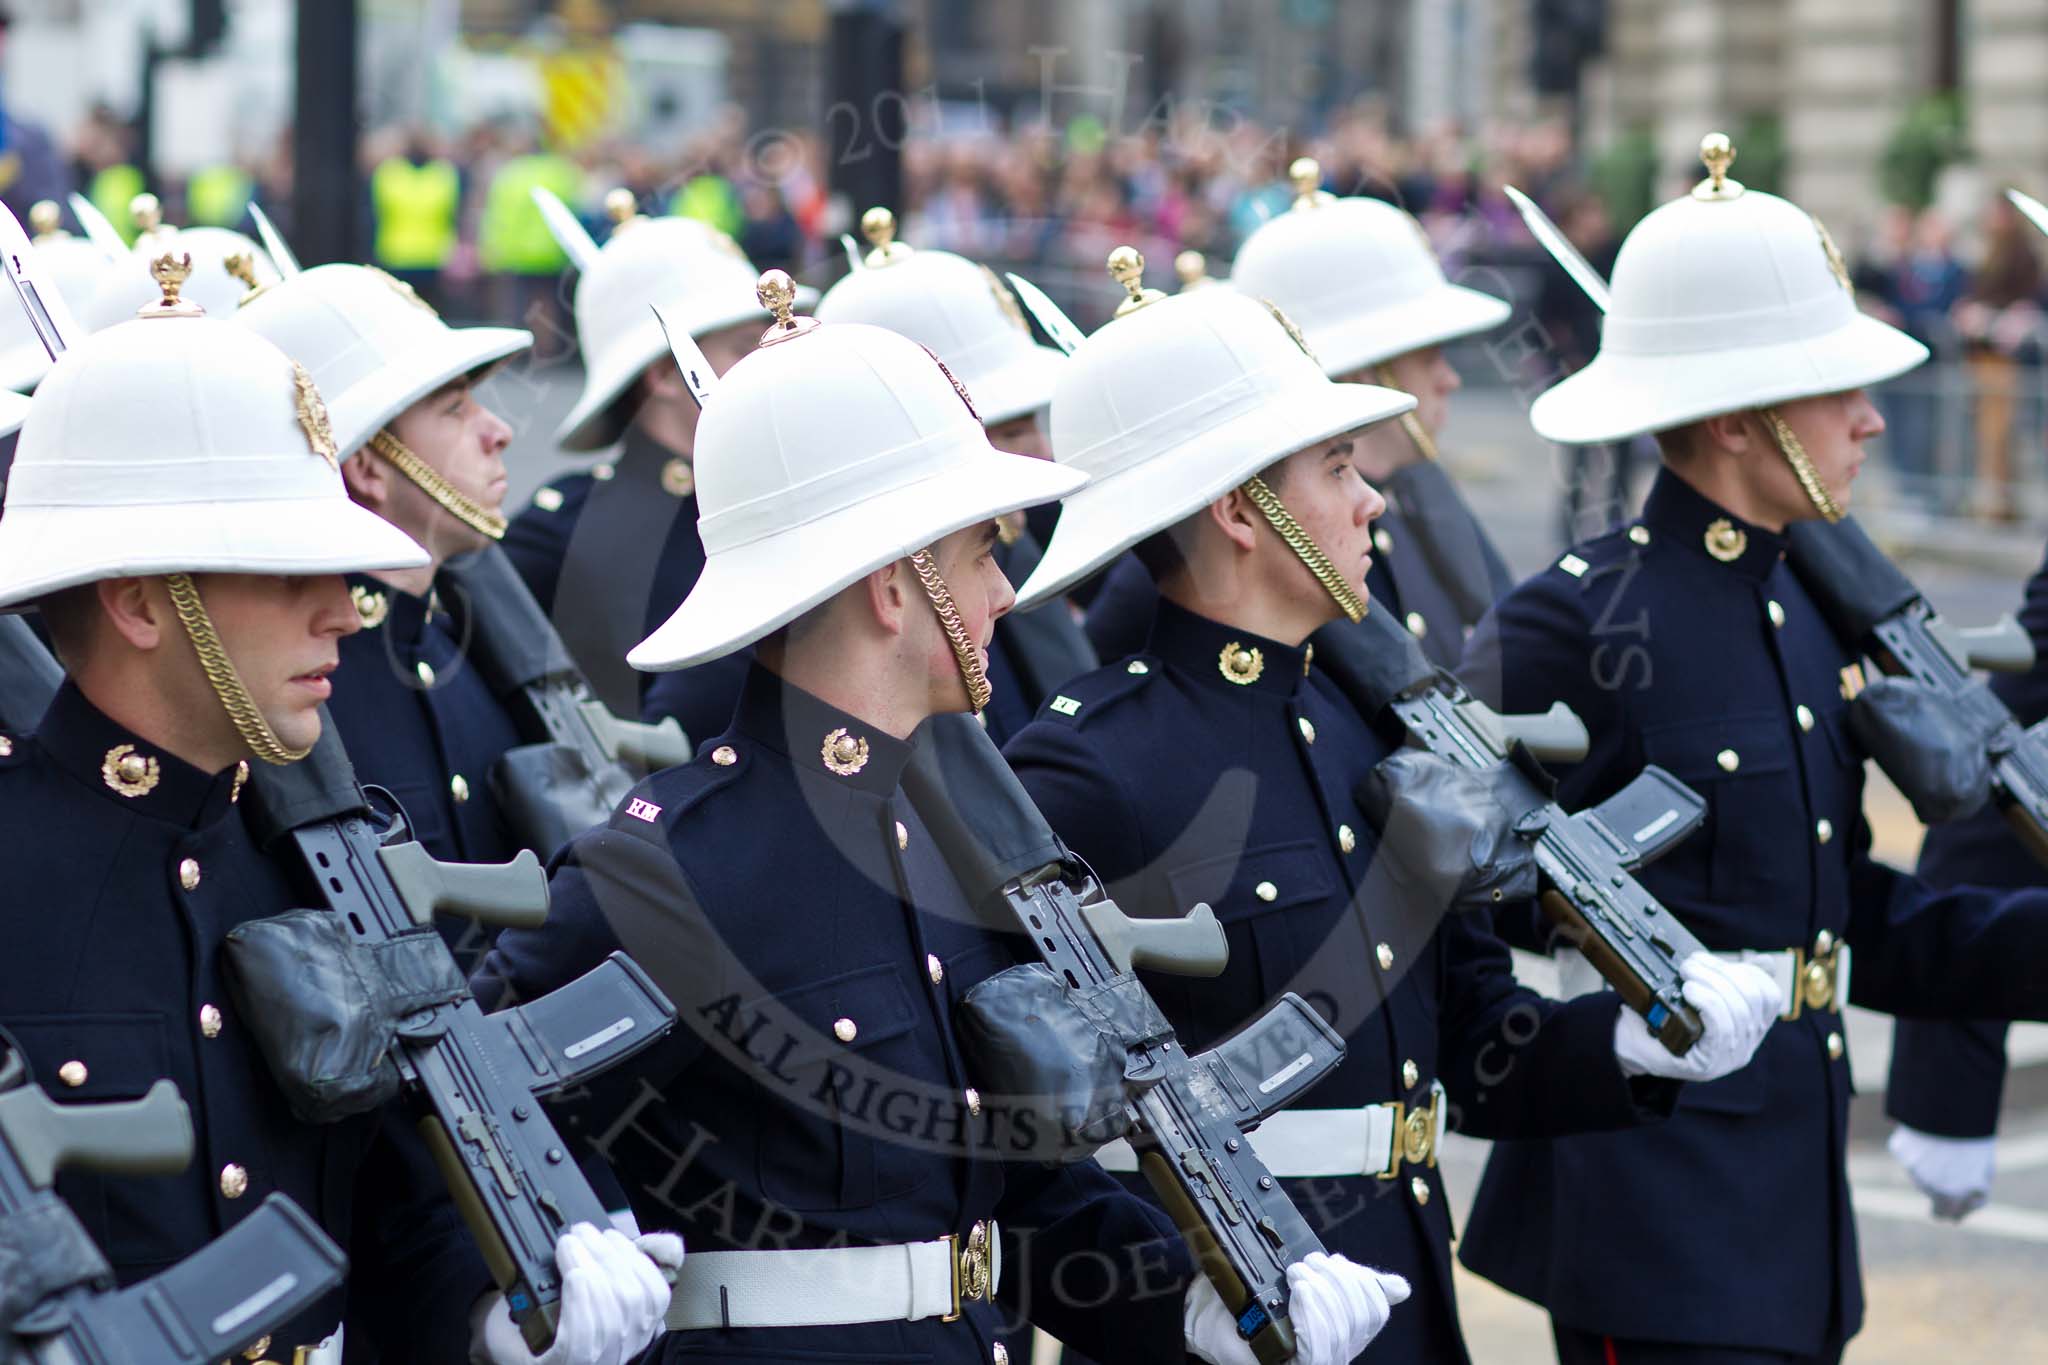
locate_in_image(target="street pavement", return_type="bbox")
[484,362,2048,1364]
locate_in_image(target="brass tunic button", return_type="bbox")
[833,1018,857,1043]
[1126,660,1150,675]
[1298,717,1316,744]
[0,735,11,757]
[1374,528,1393,554]
[415,660,436,688]
[450,773,470,803]
[592,462,616,481]
[1816,819,1834,845]
[1402,1059,1420,1090]
[927,954,944,986]
[219,1163,248,1199]
[1768,600,1786,628]
[1405,612,1427,638]
[711,745,738,766]
[199,1004,223,1039]
[57,1060,86,1087]
[896,821,909,851]
[533,486,565,512]
[1338,824,1356,854]
[1255,881,1279,903]
[1796,705,1814,732]
[1716,749,1739,773]
[965,1087,982,1117]
[1814,929,1835,956]
[1628,525,1651,545]
[1377,943,1395,971]
[1826,1031,1844,1060]
[993,1345,1009,1365]
[1410,1175,1430,1205]
[178,857,201,891]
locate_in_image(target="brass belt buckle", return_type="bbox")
[1402,1093,1440,1171]
[1376,1101,1405,1181]
[945,1221,994,1321]
[1786,931,1841,1020]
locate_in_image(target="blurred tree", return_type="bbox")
[1880,93,1967,209]
[1591,126,1656,232]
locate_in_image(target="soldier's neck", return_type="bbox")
[1159,562,1325,650]
[1664,458,1792,534]
[71,663,247,777]
[759,633,932,742]
[631,402,697,464]
[1354,418,1427,484]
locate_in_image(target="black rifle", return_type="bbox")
[904,714,1346,1365]
[1784,514,2048,863]
[438,546,693,853]
[0,616,59,735]
[241,718,677,1353]
[0,1045,347,1364]
[1312,608,1711,1055]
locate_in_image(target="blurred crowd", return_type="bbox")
[19,90,2048,523]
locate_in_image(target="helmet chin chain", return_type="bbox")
[1761,408,1845,523]
[367,429,508,540]
[1375,364,1441,463]
[1239,475,1370,623]
[908,548,993,714]
[163,572,313,765]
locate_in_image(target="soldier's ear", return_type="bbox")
[1207,487,1263,554]
[339,448,387,509]
[96,576,166,653]
[862,558,913,637]
[1698,410,1757,457]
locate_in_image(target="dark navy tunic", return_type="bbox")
[502,429,748,740]
[981,525,1098,746]
[1005,598,1666,1364]
[1886,543,2048,1137]
[472,667,1194,1363]
[1081,457,1510,670]
[1454,469,2048,1356]
[0,683,488,1361]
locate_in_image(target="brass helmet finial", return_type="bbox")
[1692,132,1744,201]
[138,251,203,318]
[1107,245,1166,318]
[859,205,912,267]
[130,192,163,232]
[755,268,818,345]
[1174,249,1210,290]
[27,200,62,240]
[221,250,272,307]
[604,188,641,231]
[1289,156,1334,210]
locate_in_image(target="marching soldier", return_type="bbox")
[1458,134,2048,1364]
[473,275,1409,1364]
[0,258,670,1363]
[235,260,536,963]
[1002,251,1780,1364]
[1083,158,1515,669]
[806,205,1096,742]
[503,192,817,738]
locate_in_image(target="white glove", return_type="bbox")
[472,1222,677,1365]
[1889,1124,1996,1222]
[1614,952,1783,1082]
[1184,1252,1410,1365]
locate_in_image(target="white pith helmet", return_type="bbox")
[83,225,281,332]
[627,272,1085,672]
[0,265,427,609]
[550,191,819,451]
[235,263,532,458]
[1229,157,1511,378]
[1529,133,1928,445]
[0,202,123,392]
[814,207,1065,427]
[1014,246,1415,610]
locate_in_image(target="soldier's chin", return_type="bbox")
[266,703,325,755]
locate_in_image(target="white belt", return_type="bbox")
[663,1221,999,1331]
[1094,1083,1447,1180]
[1556,939,1850,1021]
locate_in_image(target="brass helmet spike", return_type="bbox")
[1289,156,1334,210]
[755,268,818,345]
[1107,246,1166,318]
[604,187,642,232]
[859,206,913,267]
[221,250,271,307]
[130,192,163,232]
[27,200,64,241]
[138,252,203,319]
[1692,132,1744,202]
[1174,249,1210,290]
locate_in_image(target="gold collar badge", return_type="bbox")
[102,743,160,798]
[1704,517,1748,563]
[351,584,390,628]
[294,363,339,468]
[660,457,695,498]
[822,727,870,777]
[1219,641,1265,685]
